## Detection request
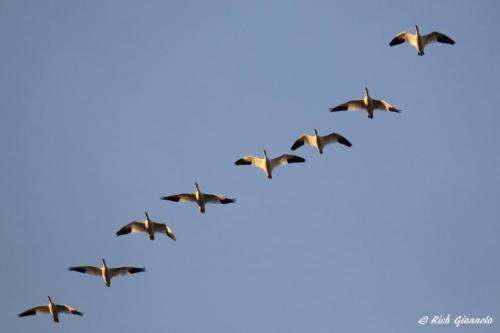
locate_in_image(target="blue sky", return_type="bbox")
[1,1,499,332]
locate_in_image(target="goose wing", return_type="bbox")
[55,305,83,316]
[291,134,315,150]
[329,100,365,112]
[161,193,196,203]
[152,222,176,240]
[423,31,455,46]
[389,31,417,47]
[271,154,305,168]
[110,266,145,278]
[68,266,101,276]
[373,99,401,113]
[234,155,266,168]
[322,132,352,147]
[116,221,147,236]
[204,194,236,204]
[19,306,50,317]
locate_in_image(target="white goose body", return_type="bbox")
[116,211,176,241]
[235,149,305,179]
[19,296,83,323]
[389,25,455,56]
[291,129,352,154]
[69,259,145,287]
[330,87,401,119]
[161,183,236,214]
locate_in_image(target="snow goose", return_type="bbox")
[69,258,145,287]
[235,149,305,179]
[330,87,401,119]
[19,296,83,323]
[389,25,454,56]
[291,129,352,154]
[161,182,236,214]
[116,211,176,240]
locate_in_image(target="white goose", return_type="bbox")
[161,182,236,214]
[291,129,352,154]
[116,211,176,240]
[235,149,305,179]
[330,87,401,119]
[19,296,83,323]
[389,25,455,56]
[69,258,145,287]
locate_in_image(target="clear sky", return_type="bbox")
[1,1,499,332]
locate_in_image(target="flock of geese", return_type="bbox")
[19,25,454,324]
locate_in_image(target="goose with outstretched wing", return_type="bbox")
[330,87,401,119]
[389,25,454,56]
[161,183,235,214]
[116,211,176,240]
[19,296,83,323]
[291,129,352,154]
[235,149,305,179]
[69,258,145,287]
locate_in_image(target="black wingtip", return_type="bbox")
[289,155,306,163]
[235,159,251,165]
[329,105,348,112]
[19,309,35,317]
[438,35,455,45]
[161,195,180,202]
[338,136,352,147]
[220,198,236,204]
[69,267,87,273]
[116,226,131,236]
[389,37,405,47]
[129,267,146,274]
[290,141,301,151]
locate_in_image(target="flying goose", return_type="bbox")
[234,150,305,179]
[389,25,455,56]
[116,211,176,240]
[19,296,83,323]
[291,129,352,154]
[69,258,145,287]
[329,87,401,119]
[161,182,236,214]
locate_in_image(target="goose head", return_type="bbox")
[415,25,420,34]
[101,258,107,266]
[364,87,369,97]
[263,149,268,159]
[194,182,200,192]
[47,296,53,304]
[314,129,319,136]
[144,211,151,221]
